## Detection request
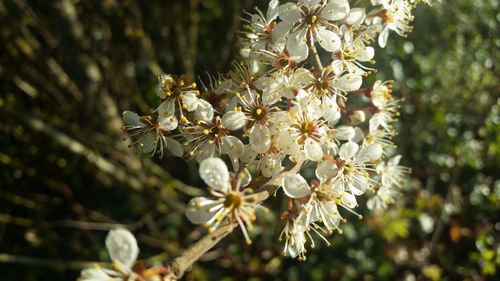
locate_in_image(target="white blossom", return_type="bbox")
[119,0,424,262]
[185,157,260,244]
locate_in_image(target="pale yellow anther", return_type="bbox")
[256,108,263,115]
[203,129,210,135]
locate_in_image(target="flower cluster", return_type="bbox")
[121,0,430,262]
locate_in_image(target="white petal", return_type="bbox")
[378,26,389,48]
[263,86,281,105]
[301,0,321,5]
[166,137,183,157]
[341,191,357,208]
[334,74,363,92]
[80,268,113,281]
[237,168,252,187]
[185,197,217,224]
[304,138,323,161]
[345,8,366,26]
[316,29,341,52]
[272,21,291,42]
[388,155,402,166]
[356,143,383,162]
[250,123,271,154]
[331,60,344,74]
[277,131,301,156]
[324,140,339,156]
[321,202,341,229]
[350,176,368,195]
[199,157,230,191]
[140,133,156,153]
[181,92,199,111]
[322,96,341,123]
[123,111,145,128]
[105,229,139,268]
[287,29,309,62]
[279,3,301,24]
[315,161,339,180]
[335,125,355,141]
[159,115,178,131]
[339,141,359,160]
[307,97,322,118]
[352,127,365,143]
[322,0,350,21]
[356,46,375,62]
[240,144,258,163]
[292,67,314,84]
[267,0,280,21]
[157,100,175,117]
[221,135,244,157]
[196,143,216,162]
[215,79,232,94]
[261,154,282,178]
[221,111,247,131]
[194,99,214,121]
[282,173,311,198]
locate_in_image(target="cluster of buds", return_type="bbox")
[78,1,432,277]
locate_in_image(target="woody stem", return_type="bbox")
[308,40,324,71]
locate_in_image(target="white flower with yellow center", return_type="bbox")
[304,65,363,100]
[235,89,280,154]
[185,158,260,244]
[182,115,244,167]
[156,74,213,121]
[279,216,308,260]
[242,0,288,52]
[259,68,312,104]
[372,0,415,48]
[332,25,375,75]
[80,229,139,281]
[278,98,328,161]
[123,111,183,158]
[331,141,383,195]
[278,0,350,61]
[369,80,400,133]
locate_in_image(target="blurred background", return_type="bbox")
[0,0,499,280]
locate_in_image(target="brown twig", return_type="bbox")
[308,40,324,71]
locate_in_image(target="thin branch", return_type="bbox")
[0,253,109,270]
[426,164,461,262]
[308,41,324,71]
[16,112,143,190]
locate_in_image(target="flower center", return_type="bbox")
[381,10,394,23]
[300,121,317,136]
[224,192,242,209]
[252,106,267,121]
[305,14,318,26]
[316,79,330,93]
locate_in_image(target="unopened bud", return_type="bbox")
[350,110,366,125]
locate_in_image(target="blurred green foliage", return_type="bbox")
[0,0,498,280]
